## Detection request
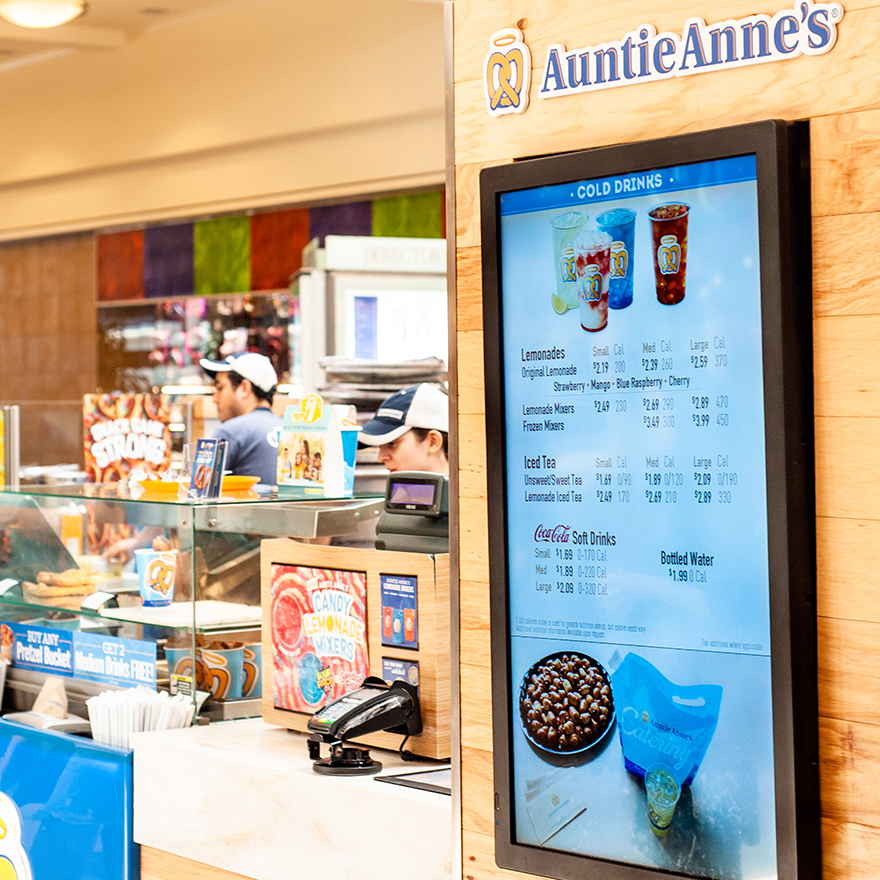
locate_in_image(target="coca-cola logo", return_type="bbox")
[534,524,571,543]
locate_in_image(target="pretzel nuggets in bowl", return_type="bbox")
[519,651,615,754]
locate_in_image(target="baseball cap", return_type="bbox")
[200,353,278,394]
[358,384,449,446]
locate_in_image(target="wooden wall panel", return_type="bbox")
[452,1,880,878]
[814,316,880,416]
[812,110,880,216]
[0,233,97,467]
[813,215,880,316]
[816,516,880,622]
[821,817,880,880]
[815,416,880,518]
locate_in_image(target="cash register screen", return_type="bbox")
[388,480,436,509]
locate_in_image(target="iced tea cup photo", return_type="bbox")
[134,548,177,607]
[648,203,689,305]
[573,228,612,332]
[596,208,636,309]
[645,764,681,836]
[549,211,587,314]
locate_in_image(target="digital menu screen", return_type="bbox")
[481,122,818,880]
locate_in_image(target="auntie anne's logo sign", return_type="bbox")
[484,1,843,114]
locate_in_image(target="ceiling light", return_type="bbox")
[0,0,85,28]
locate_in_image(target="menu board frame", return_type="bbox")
[480,120,818,880]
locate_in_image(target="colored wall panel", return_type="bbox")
[250,208,310,290]
[97,231,144,302]
[372,190,445,239]
[308,200,372,246]
[193,216,250,295]
[143,224,194,299]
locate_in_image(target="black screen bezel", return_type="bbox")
[479,120,818,880]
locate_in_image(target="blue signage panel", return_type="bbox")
[2,623,157,689]
[0,718,138,879]
[73,631,157,689]
[6,623,74,677]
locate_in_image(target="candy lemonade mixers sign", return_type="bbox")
[481,121,818,880]
[269,564,368,713]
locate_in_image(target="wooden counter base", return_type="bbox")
[141,847,253,880]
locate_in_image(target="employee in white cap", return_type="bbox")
[200,352,283,486]
[358,383,449,475]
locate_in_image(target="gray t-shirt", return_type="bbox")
[213,407,282,487]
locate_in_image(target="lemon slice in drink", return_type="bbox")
[551,294,569,315]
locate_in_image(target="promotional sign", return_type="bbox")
[1,622,156,689]
[380,574,419,649]
[481,122,817,880]
[188,437,227,500]
[269,564,369,713]
[83,393,172,482]
[73,631,157,689]
[3,623,73,677]
[277,395,358,498]
[382,657,420,695]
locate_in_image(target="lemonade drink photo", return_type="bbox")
[648,203,690,305]
[644,764,681,836]
[549,211,587,314]
[573,228,612,332]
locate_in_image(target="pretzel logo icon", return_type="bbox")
[0,793,33,880]
[610,242,628,279]
[583,266,602,302]
[147,555,175,596]
[484,28,531,117]
[559,249,576,284]
[658,236,681,275]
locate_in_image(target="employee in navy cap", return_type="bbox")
[358,383,449,475]
[200,352,283,486]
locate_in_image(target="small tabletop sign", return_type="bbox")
[189,439,227,500]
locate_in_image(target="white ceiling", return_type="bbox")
[0,0,443,69]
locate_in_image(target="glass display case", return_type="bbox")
[0,483,383,720]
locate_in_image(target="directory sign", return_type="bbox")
[481,121,818,880]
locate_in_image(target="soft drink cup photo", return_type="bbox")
[648,203,690,305]
[644,764,681,836]
[596,208,636,309]
[549,211,588,314]
[573,228,612,332]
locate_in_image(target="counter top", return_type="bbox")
[131,719,452,880]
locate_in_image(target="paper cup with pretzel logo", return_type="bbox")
[134,548,177,607]
[164,644,196,695]
[242,644,262,697]
[197,646,243,700]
